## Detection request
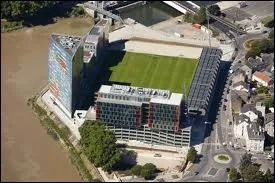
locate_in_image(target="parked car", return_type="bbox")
[154,153,162,157]
[195,171,199,176]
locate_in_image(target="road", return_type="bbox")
[180,29,267,182]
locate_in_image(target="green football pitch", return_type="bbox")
[105,51,198,94]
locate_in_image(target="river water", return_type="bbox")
[119,1,181,26]
[1,2,183,181]
[1,17,93,181]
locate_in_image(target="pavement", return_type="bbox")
[109,21,220,48]
[41,90,81,140]
[108,40,203,58]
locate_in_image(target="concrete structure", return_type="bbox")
[240,65,252,80]
[252,71,273,87]
[94,84,190,147]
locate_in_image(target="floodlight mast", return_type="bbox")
[206,6,211,48]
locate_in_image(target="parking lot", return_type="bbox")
[241,1,274,18]
[222,6,252,21]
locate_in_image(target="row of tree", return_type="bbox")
[183,5,221,25]
[1,1,61,21]
[79,121,121,171]
[228,152,274,182]
[245,29,274,60]
[131,163,158,179]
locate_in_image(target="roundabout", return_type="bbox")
[213,154,232,164]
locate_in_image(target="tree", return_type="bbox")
[207,5,221,16]
[239,152,252,176]
[229,167,238,182]
[70,6,84,17]
[140,163,157,179]
[264,168,274,182]
[184,12,193,23]
[195,7,206,24]
[131,164,143,176]
[79,121,121,171]
[186,146,198,163]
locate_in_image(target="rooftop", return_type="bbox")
[247,122,265,140]
[240,103,257,114]
[253,71,272,83]
[234,114,251,125]
[98,84,182,105]
[187,48,222,114]
[51,34,83,56]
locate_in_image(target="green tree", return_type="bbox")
[195,7,206,24]
[79,121,121,171]
[131,164,143,176]
[186,146,198,163]
[184,12,193,23]
[70,6,84,17]
[229,167,238,182]
[239,152,252,176]
[140,163,157,179]
[207,4,221,16]
[264,168,274,182]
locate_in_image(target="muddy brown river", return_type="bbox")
[1,17,93,181]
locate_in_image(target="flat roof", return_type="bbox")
[98,84,182,105]
[51,34,82,56]
[97,97,142,106]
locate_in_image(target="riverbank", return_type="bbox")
[27,92,102,182]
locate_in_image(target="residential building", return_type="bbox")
[252,71,272,87]
[233,114,265,152]
[232,81,249,92]
[240,103,258,122]
[240,65,252,80]
[95,84,190,147]
[255,102,266,117]
[246,122,265,152]
[233,114,250,139]
[264,113,274,137]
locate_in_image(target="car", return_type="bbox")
[262,30,268,34]
[224,98,228,102]
[194,171,199,176]
[223,105,226,111]
[234,48,238,51]
[154,153,162,157]
[205,121,211,125]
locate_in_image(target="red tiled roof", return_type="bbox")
[253,71,272,83]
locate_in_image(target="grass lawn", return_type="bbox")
[104,51,198,94]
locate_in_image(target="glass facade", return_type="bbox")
[48,37,83,117]
[48,39,73,115]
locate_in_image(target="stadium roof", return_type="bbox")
[187,48,222,115]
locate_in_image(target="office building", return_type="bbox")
[95,84,190,147]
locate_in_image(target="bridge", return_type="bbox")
[163,1,246,35]
[82,1,125,24]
